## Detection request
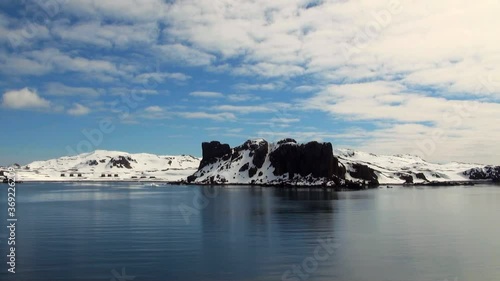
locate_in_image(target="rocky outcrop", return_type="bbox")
[349,163,379,185]
[464,166,500,182]
[396,173,414,184]
[108,156,136,169]
[188,139,345,186]
[269,139,340,179]
[199,141,232,169]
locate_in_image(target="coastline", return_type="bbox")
[6,179,498,189]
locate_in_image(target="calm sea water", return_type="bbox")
[1,182,499,281]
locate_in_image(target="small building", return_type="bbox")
[69,174,74,177]
[61,173,65,177]
[78,174,82,177]
[131,176,138,179]
[150,176,156,179]
[101,174,106,177]
[114,174,119,177]
[108,174,112,177]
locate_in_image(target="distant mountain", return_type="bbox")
[187,139,499,186]
[4,140,499,185]
[12,150,200,182]
[335,148,489,184]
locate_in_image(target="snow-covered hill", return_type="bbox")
[336,148,483,184]
[187,139,499,186]
[12,150,200,182]
[188,139,343,186]
[2,139,498,185]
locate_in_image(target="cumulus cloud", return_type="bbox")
[145,106,163,113]
[2,88,50,109]
[67,103,91,116]
[52,21,159,48]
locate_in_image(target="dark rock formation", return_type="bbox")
[396,173,414,184]
[415,173,428,181]
[464,166,500,182]
[108,156,136,169]
[239,163,250,172]
[349,163,379,185]
[248,167,258,178]
[277,138,297,145]
[269,141,341,179]
[87,160,98,166]
[199,141,231,169]
[189,139,345,185]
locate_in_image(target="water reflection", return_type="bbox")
[1,183,499,281]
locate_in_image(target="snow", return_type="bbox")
[3,142,494,185]
[335,148,481,184]
[15,150,200,182]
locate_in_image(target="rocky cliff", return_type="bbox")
[188,139,345,186]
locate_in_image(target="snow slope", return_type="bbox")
[336,148,484,184]
[3,141,497,185]
[13,150,200,182]
[188,139,497,186]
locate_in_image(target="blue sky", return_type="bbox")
[1,0,500,165]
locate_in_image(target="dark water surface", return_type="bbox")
[1,182,499,281]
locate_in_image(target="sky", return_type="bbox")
[1,0,499,165]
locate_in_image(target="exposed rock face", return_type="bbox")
[269,140,340,179]
[108,156,136,169]
[349,163,379,185]
[199,141,231,169]
[415,173,428,181]
[188,139,344,186]
[396,173,414,184]
[464,166,500,182]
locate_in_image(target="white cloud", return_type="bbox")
[0,48,130,79]
[52,21,159,48]
[178,112,236,121]
[62,0,167,22]
[211,103,290,114]
[134,72,191,84]
[109,88,160,96]
[67,103,91,116]
[189,91,224,98]
[2,88,50,109]
[145,106,163,113]
[233,83,282,91]
[227,94,259,102]
[155,44,215,66]
[2,0,500,164]
[293,85,320,93]
[45,82,101,97]
[300,81,500,164]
